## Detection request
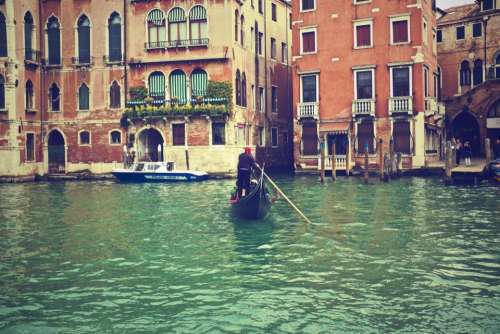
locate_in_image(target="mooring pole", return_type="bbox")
[378,138,384,181]
[320,139,325,183]
[346,140,351,177]
[364,142,369,184]
[485,138,491,164]
[445,141,452,184]
[331,140,337,181]
[389,138,395,178]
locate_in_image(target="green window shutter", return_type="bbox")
[147,9,165,25]
[169,70,187,103]
[189,6,207,20]
[168,7,186,23]
[148,71,165,99]
[0,13,6,57]
[190,69,207,97]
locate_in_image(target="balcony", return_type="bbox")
[297,102,319,120]
[424,97,438,116]
[71,57,94,67]
[352,99,375,117]
[103,55,124,65]
[389,96,413,115]
[24,49,41,66]
[317,155,348,171]
[25,108,37,114]
[145,39,209,51]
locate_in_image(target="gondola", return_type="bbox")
[230,169,272,220]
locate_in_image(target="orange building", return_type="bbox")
[0,0,293,178]
[292,0,443,172]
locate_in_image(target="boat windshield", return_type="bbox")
[134,163,145,171]
[146,164,160,171]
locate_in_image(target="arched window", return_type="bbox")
[77,15,91,64]
[168,8,187,46]
[0,75,5,110]
[108,13,122,62]
[47,17,60,65]
[110,130,122,145]
[459,60,471,86]
[189,6,208,44]
[24,12,34,60]
[235,70,241,106]
[49,83,60,112]
[495,54,500,79]
[234,10,239,42]
[26,80,34,110]
[241,73,247,107]
[190,69,208,98]
[169,70,187,103]
[147,9,166,48]
[148,71,166,100]
[473,59,483,86]
[240,15,245,46]
[78,83,90,111]
[110,81,121,109]
[488,100,500,118]
[0,12,6,57]
[79,130,90,145]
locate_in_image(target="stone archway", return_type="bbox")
[452,112,481,156]
[47,130,66,173]
[136,128,164,162]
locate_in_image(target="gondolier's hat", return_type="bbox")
[244,146,251,154]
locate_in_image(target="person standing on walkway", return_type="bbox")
[455,138,462,165]
[463,141,472,166]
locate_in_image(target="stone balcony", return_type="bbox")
[352,99,375,117]
[424,97,438,116]
[297,102,319,120]
[389,96,413,115]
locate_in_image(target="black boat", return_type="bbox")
[230,169,272,220]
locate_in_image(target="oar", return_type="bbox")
[258,168,313,224]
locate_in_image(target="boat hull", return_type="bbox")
[231,175,271,220]
[112,171,208,182]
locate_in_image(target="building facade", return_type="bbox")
[437,0,500,156]
[292,0,443,172]
[0,0,292,178]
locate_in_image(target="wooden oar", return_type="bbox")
[259,169,313,224]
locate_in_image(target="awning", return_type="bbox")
[319,122,350,134]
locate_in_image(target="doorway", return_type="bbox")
[48,130,65,173]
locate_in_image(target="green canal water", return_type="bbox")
[0,177,499,333]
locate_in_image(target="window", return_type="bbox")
[110,130,121,145]
[496,54,500,79]
[190,69,208,98]
[258,0,263,14]
[301,123,317,155]
[251,84,255,111]
[49,83,60,112]
[258,126,265,146]
[172,123,185,146]
[189,6,208,43]
[147,9,166,48]
[456,26,465,40]
[437,29,442,43]
[259,87,265,112]
[357,121,374,154]
[460,60,471,86]
[424,67,429,97]
[47,17,61,65]
[423,18,428,45]
[271,127,278,147]
[168,8,187,45]
[391,67,411,97]
[212,122,225,145]
[281,42,287,63]
[78,83,90,111]
[271,37,276,59]
[355,21,372,48]
[258,32,263,55]
[26,133,35,162]
[234,10,239,42]
[482,0,494,11]
[24,12,34,60]
[354,0,371,4]
[235,70,241,106]
[77,15,91,64]
[473,59,483,86]
[272,86,278,113]
[108,13,122,62]
[148,71,165,100]
[301,0,315,11]
[472,22,482,38]
[169,70,187,103]
[393,121,411,154]
[109,81,121,109]
[300,29,316,54]
[26,80,34,110]
[355,70,373,99]
[79,131,90,145]
[240,15,245,46]
[301,75,318,102]
[0,75,4,109]
[391,17,409,44]
[241,73,247,107]
[272,4,277,21]
[0,12,6,57]
[235,124,245,146]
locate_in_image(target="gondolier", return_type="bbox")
[237,147,259,198]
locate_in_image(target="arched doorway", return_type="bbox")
[48,130,65,173]
[452,112,481,156]
[487,99,500,146]
[137,128,164,162]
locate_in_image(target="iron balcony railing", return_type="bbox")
[297,102,319,119]
[24,49,41,64]
[352,99,375,117]
[104,55,124,64]
[389,96,413,115]
[127,97,227,107]
[144,38,209,50]
[71,56,94,67]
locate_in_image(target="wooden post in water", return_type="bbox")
[445,140,452,184]
[389,138,395,178]
[364,147,369,184]
[396,152,402,176]
[320,139,325,183]
[485,138,491,164]
[346,141,351,177]
[384,153,390,182]
[378,138,384,181]
[331,140,337,181]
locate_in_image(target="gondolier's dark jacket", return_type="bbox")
[238,153,257,171]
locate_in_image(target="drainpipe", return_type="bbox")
[39,0,44,148]
[483,15,489,80]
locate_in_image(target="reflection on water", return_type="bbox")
[0,177,499,333]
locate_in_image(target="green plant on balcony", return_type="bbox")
[129,86,148,102]
[206,80,232,113]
